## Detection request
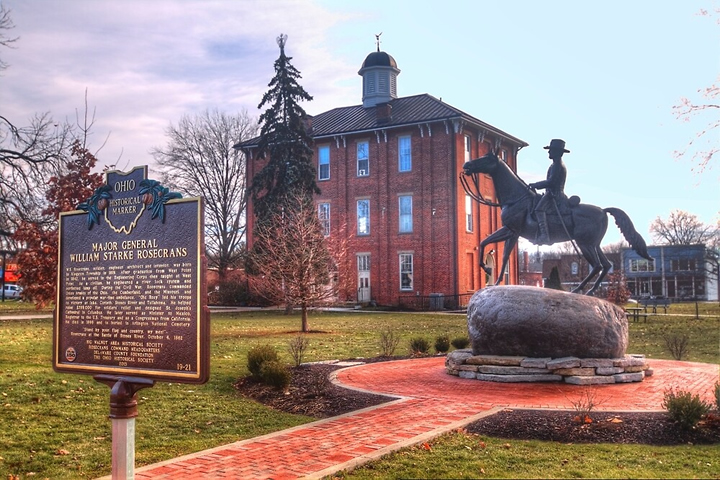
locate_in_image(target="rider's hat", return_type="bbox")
[544,139,570,153]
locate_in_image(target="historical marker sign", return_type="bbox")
[53,166,210,384]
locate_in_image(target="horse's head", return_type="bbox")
[462,151,500,176]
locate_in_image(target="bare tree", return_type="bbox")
[247,191,349,333]
[650,210,718,245]
[673,8,720,174]
[152,109,256,282]
[602,240,629,254]
[1,8,100,231]
[0,3,19,71]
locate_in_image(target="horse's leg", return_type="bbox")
[494,234,519,286]
[571,243,601,294]
[586,247,612,296]
[478,226,514,278]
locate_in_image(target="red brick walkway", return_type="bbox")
[130,357,718,479]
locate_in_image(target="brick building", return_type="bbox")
[240,48,527,306]
[542,252,620,292]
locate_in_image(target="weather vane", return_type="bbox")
[375,32,382,51]
[277,33,288,50]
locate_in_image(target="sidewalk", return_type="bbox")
[125,356,718,479]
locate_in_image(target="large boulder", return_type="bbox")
[467,286,628,359]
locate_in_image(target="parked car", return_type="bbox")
[2,284,22,299]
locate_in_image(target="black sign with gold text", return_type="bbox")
[53,166,209,384]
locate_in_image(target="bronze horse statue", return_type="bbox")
[462,151,651,295]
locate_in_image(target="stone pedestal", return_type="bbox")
[445,350,651,384]
[467,286,628,359]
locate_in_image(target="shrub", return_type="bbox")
[567,387,603,423]
[662,387,711,429]
[260,361,291,391]
[208,280,251,306]
[605,271,631,305]
[288,335,310,367]
[378,327,400,357]
[715,382,720,411]
[664,334,690,360]
[451,337,470,350]
[409,337,431,356]
[434,334,450,353]
[247,345,279,378]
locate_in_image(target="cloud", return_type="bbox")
[1,0,358,168]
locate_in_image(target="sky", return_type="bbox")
[2,0,719,249]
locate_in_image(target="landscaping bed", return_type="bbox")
[236,359,720,446]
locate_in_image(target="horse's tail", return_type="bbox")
[604,207,651,260]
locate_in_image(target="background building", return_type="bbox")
[623,244,718,301]
[241,48,527,307]
[542,252,621,292]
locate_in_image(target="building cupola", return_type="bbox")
[358,34,400,108]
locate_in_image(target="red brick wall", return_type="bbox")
[245,123,520,306]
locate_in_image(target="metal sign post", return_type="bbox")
[94,375,155,480]
[53,166,209,479]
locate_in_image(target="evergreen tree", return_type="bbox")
[247,34,339,329]
[544,266,564,291]
[250,33,319,223]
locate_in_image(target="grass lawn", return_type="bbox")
[335,433,720,479]
[0,300,53,316]
[0,303,718,479]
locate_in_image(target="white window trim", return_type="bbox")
[357,198,370,236]
[398,135,412,172]
[318,145,330,181]
[318,202,330,237]
[399,194,413,233]
[357,141,369,177]
[399,252,414,291]
[465,195,473,232]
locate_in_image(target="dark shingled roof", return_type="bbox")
[237,93,527,149]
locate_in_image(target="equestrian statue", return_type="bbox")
[461,139,651,296]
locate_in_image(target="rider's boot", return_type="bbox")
[536,211,550,245]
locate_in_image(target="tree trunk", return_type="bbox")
[301,304,309,333]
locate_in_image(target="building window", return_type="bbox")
[357,141,369,176]
[318,203,330,236]
[399,253,413,291]
[318,145,330,180]
[465,195,473,232]
[399,195,412,233]
[500,149,507,163]
[671,259,697,271]
[630,258,655,272]
[398,136,412,172]
[467,252,475,291]
[571,262,579,275]
[357,199,370,235]
[464,135,471,163]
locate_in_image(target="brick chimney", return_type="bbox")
[377,103,392,123]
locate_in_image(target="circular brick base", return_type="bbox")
[445,349,651,384]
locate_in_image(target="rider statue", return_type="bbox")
[529,139,569,245]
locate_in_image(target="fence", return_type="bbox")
[397,293,474,311]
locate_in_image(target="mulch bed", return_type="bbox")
[234,358,720,446]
